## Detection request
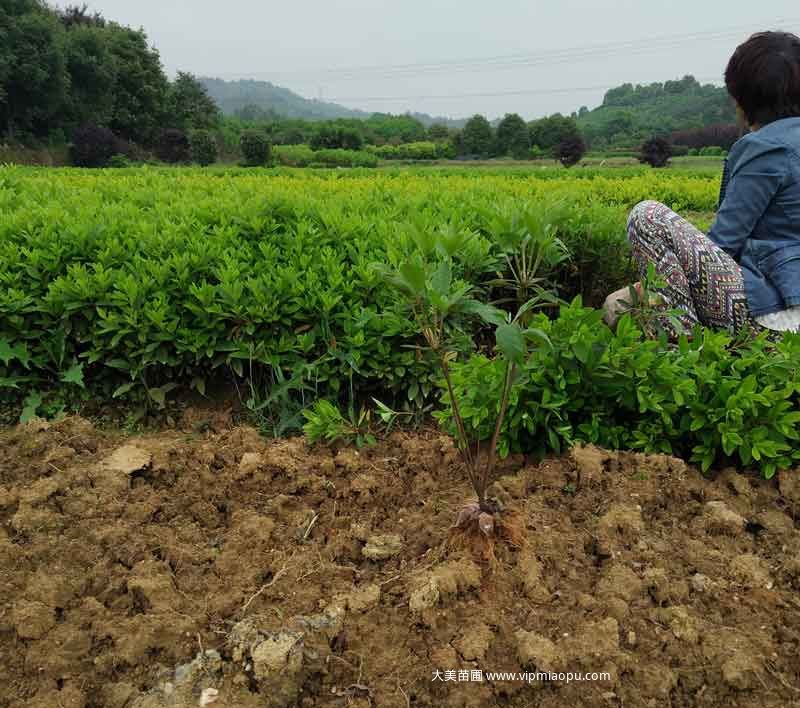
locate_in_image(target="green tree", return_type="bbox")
[167,71,220,131]
[527,114,580,154]
[427,123,450,142]
[461,114,493,156]
[363,113,426,144]
[61,23,115,130]
[105,24,169,145]
[0,0,68,139]
[495,113,530,159]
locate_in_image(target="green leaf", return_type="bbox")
[496,323,526,365]
[113,382,136,398]
[460,299,507,326]
[0,338,30,367]
[399,260,426,294]
[525,327,553,350]
[20,392,43,424]
[430,260,452,297]
[61,362,85,389]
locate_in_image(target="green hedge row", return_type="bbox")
[0,167,716,412]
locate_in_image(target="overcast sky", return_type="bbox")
[55,1,800,120]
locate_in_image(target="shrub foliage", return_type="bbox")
[5,167,797,477]
[156,128,191,164]
[189,130,218,166]
[639,136,673,168]
[557,134,586,167]
[70,124,122,167]
[240,130,271,166]
[443,300,800,478]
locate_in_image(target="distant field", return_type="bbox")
[380,155,725,172]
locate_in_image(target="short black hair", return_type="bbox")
[725,31,800,126]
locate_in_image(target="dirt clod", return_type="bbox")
[702,500,747,535]
[361,533,403,560]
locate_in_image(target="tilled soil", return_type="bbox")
[1,413,800,708]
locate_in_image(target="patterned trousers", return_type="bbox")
[627,200,767,340]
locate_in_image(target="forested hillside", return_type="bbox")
[200,77,465,127]
[199,78,369,121]
[576,75,736,148]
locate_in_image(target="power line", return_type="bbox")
[227,18,800,83]
[324,76,725,104]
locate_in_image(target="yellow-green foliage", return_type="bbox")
[0,165,719,407]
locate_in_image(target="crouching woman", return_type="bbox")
[607,31,800,339]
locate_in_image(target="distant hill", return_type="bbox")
[576,75,736,148]
[199,77,465,127]
[199,78,370,120]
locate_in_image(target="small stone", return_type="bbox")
[102,444,151,475]
[627,631,637,646]
[251,631,304,680]
[703,501,746,535]
[199,687,219,706]
[174,662,193,684]
[238,452,263,475]
[362,534,403,561]
[691,573,711,593]
[409,578,440,613]
[341,584,380,613]
[661,606,701,643]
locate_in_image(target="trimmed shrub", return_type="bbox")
[670,123,739,151]
[367,141,455,161]
[312,148,378,168]
[70,124,121,168]
[156,129,191,164]
[639,137,673,168]
[240,130,271,166]
[273,145,378,168]
[557,134,586,167]
[189,130,218,166]
[310,126,364,151]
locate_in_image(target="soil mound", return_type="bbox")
[1,417,799,707]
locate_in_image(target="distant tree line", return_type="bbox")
[0,3,739,168]
[223,109,589,164]
[576,75,737,149]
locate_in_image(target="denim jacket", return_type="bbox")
[709,116,800,317]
